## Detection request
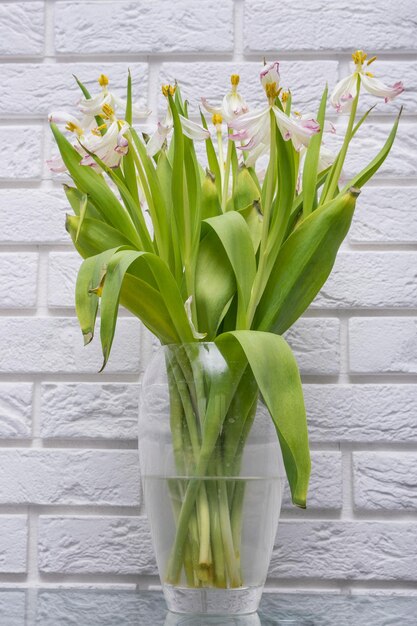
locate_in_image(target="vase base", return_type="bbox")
[162,583,263,615]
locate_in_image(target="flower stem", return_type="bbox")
[321,75,361,204]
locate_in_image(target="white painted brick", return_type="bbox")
[0,318,142,374]
[0,450,140,506]
[285,318,340,375]
[54,1,234,54]
[159,61,339,115]
[349,186,417,243]
[0,2,44,56]
[353,452,417,511]
[328,122,417,180]
[244,0,417,51]
[38,516,154,574]
[0,189,69,245]
[0,127,42,180]
[0,383,32,439]
[313,252,417,308]
[349,318,417,374]
[0,517,27,573]
[1,63,148,117]
[271,521,417,580]
[304,384,417,443]
[282,452,342,510]
[0,253,38,308]
[40,383,139,440]
[0,591,25,625]
[48,252,81,308]
[35,590,167,626]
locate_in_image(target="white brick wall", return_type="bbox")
[0,0,415,595]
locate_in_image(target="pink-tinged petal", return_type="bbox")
[273,106,320,151]
[48,111,80,126]
[201,97,222,116]
[229,106,270,131]
[46,155,67,173]
[146,122,169,156]
[260,61,280,89]
[180,115,210,140]
[330,74,358,112]
[360,74,404,102]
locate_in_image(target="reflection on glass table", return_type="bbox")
[2,589,416,625]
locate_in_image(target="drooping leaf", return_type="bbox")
[216,330,310,507]
[99,249,195,368]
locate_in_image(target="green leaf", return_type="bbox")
[216,330,310,507]
[228,166,260,212]
[201,172,222,220]
[237,201,263,252]
[75,247,129,345]
[203,212,256,328]
[301,85,328,217]
[195,229,235,339]
[341,108,402,192]
[66,214,136,258]
[200,110,222,201]
[50,123,143,248]
[63,185,102,221]
[254,188,360,334]
[99,250,195,368]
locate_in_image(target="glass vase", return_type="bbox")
[138,342,285,616]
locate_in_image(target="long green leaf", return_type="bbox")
[195,230,236,339]
[254,188,360,334]
[66,214,136,257]
[341,108,402,192]
[202,212,256,328]
[302,85,328,217]
[216,330,310,507]
[75,247,130,345]
[50,123,142,248]
[99,250,195,367]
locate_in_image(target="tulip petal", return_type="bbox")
[360,74,404,102]
[179,115,210,140]
[330,74,358,112]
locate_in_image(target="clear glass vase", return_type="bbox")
[139,343,285,616]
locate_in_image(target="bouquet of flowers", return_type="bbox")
[49,51,403,590]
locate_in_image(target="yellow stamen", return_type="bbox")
[91,123,107,136]
[352,50,367,66]
[365,71,374,77]
[161,84,176,97]
[212,113,223,126]
[265,82,280,100]
[294,110,301,117]
[98,74,109,87]
[65,121,82,135]
[101,104,115,119]
[230,74,240,86]
[367,55,377,66]
[281,91,289,103]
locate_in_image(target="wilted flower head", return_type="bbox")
[331,50,404,113]
[202,73,249,125]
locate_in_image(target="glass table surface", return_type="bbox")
[1,589,416,625]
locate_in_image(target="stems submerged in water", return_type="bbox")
[164,346,258,588]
